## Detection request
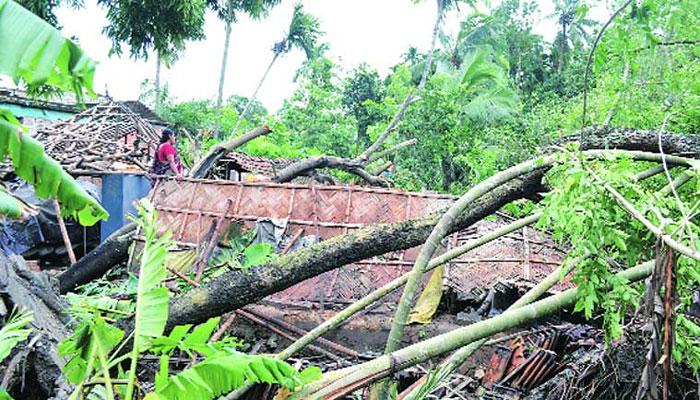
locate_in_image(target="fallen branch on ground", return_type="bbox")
[375,149,700,395]
[400,163,689,399]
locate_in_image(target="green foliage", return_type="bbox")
[538,153,650,338]
[150,317,241,390]
[65,292,135,321]
[279,57,358,157]
[211,228,276,272]
[59,315,124,386]
[537,150,700,367]
[392,46,518,192]
[98,0,207,60]
[0,309,32,363]
[125,200,174,399]
[214,0,281,23]
[0,0,96,96]
[0,185,24,219]
[276,2,323,59]
[145,351,321,400]
[341,63,386,147]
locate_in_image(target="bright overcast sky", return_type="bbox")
[45,0,610,113]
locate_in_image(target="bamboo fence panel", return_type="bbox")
[145,179,567,306]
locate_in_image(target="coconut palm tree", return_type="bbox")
[415,0,477,90]
[549,0,595,74]
[231,2,322,134]
[214,0,282,113]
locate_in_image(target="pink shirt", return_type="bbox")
[157,143,178,164]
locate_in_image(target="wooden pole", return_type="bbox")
[53,201,77,265]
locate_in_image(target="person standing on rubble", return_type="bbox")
[150,128,185,184]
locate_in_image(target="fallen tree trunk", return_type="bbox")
[166,127,700,328]
[0,252,72,399]
[166,171,542,328]
[58,223,136,293]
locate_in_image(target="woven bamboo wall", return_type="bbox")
[150,179,454,246]
[146,178,567,306]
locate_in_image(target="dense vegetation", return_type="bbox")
[158,0,700,194]
[1,0,700,399]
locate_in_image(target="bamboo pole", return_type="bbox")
[291,261,655,400]
[379,150,699,388]
[378,151,698,395]
[400,164,695,399]
[53,200,77,264]
[226,161,679,400]
[224,212,542,399]
[400,263,567,400]
[280,212,541,361]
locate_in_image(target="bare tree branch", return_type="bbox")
[190,125,272,178]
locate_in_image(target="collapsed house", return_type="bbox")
[0,96,161,262]
[4,104,696,398]
[138,176,576,398]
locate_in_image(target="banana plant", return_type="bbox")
[144,351,321,400]
[124,201,173,400]
[0,183,35,219]
[146,316,320,400]
[0,309,33,400]
[0,0,106,225]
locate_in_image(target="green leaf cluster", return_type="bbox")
[58,204,320,399]
[0,0,96,96]
[0,116,108,225]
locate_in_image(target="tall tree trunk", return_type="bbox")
[155,53,162,114]
[558,22,567,75]
[216,18,233,113]
[417,0,444,91]
[230,52,280,135]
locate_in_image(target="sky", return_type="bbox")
[31,1,609,113]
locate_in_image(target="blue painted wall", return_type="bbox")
[101,174,152,241]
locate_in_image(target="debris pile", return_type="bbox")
[481,324,601,399]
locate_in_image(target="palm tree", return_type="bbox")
[231,2,322,134]
[214,0,282,113]
[416,0,477,90]
[454,47,518,123]
[549,0,595,74]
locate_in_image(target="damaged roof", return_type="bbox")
[31,102,160,173]
[0,87,102,113]
[147,179,569,311]
[221,151,295,177]
[119,100,168,127]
